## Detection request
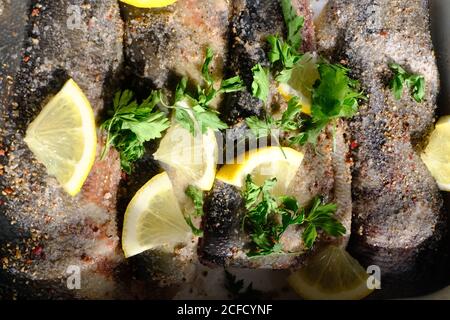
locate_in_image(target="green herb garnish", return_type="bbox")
[389,63,425,102]
[297,63,365,145]
[251,64,270,102]
[280,0,304,52]
[184,185,204,236]
[242,175,345,256]
[172,48,245,135]
[246,96,301,140]
[101,90,170,173]
[224,270,263,300]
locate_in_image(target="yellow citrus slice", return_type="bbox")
[153,112,218,191]
[288,245,374,300]
[119,0,177,8]
[122,172,191,258]
[421,115,450,191]
[277,52,319,115]
[216,146,303,195]
[24,79,97,196]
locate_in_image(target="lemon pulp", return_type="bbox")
[24,79,97,196]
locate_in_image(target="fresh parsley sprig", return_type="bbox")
[242,175,345,256]
[246,96,301,141]
[297,63,365,145]
[248,0,365,147]
[224,270,263,300]
[280,0,305,52]
[184,185,204,236]
[389,63,425,102]
[172,48,245,135]
[100,90,170,173]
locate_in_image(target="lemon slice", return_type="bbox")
[277,52,319,115]
[153,117,218,191]
[120,0,177,8]
[288,245,373,300]
[421,116,450,191]
[216,146,303,195]
[122,172,191,257]
[24,79,97,196]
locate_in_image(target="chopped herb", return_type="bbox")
[301,196,346,248]
[296,63,365,146]
[184,185,204,236]
[173,48,245,135]
[389,63,425,102]
[101,90,170,173]
[185,185,204,217]
[224,270,263,299]
[251,64,270,102]
[267,35,302,83]
[246,96,301,140]
[102,48,244,171]
[242,175,345,256]
[184,215,203,237]
[280,0,305,51]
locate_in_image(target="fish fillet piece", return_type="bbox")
[0,0,125,299]
[221,0,316,124]
[118,0,231,290]
[316,0,449,297]
[121,0,229,89]
[199,0,352,269]
[199,121,352,268]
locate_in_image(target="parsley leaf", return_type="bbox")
[184,185,204,237]
[184,215,203,237]
[242,175,346,255]
[173,48,244,135]
[186,185,204,217]
[267,35,302,83]
[302,197,346,249]
[251,64,270,102]
[246,97,301,142]
[101,90,170,173]
[280,0,304,51]
[224,270,263,300]
[312,63,363,121]
[389,63,425,102]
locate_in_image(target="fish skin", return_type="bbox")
[0,0,126,299]
[316,0,449,297]
[199,121,353,268]
[199,0,352,269]
[118,0,232,290]
[220,0,316,124]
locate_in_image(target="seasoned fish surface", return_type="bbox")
[317,0,449,297]
[199,0,352,269]
[121,0,229,89]
[221,0,316,124]
[199,122,353,268]
[0,0,124,299]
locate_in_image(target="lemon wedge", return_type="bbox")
[277,52,319,115]
[122,172,191,258]
[288,245,373,300]
[153,116,218,191]
[120,0,177,8]
[216,146,303,195]
[24,79,97,196]
[421,115,450,191]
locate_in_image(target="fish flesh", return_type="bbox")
[199,0,353,269]
[0,0,125,299]
[316,0,449,297]
[220,0,316,124]
[121,0,229,90]
[118,0,233,290]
